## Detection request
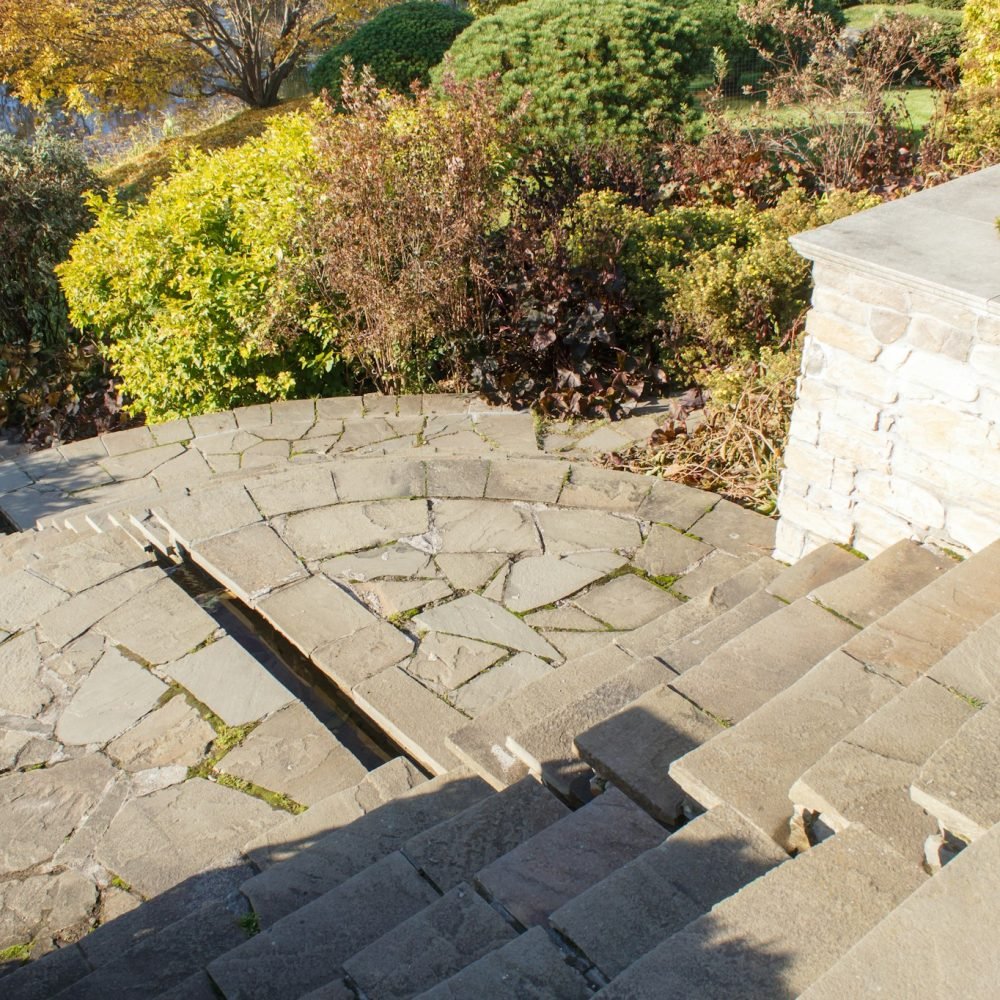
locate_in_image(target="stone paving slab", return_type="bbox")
[451,653,552,718]
[55,645,168,746]
[595,826,925,1000]
[404,634,506,695]
[0,754,116,874]
[162,635,294,727]
[0,631,52,718]
[415,594,560,661]
[256,574,377,656]
[241,769,491,925]
[550,805,788,979]
[475,787,664,927]
[96,575,218,666]
[502,555,607,613]
[573,574,679,630]
[928,611,1000,705]
[431,499,540,555]
[911,702,1000,842]
[0,570,68,631]
[417,925,591,1000]
[322,542,437,582]
[634,523,712,578]
[312,620,415,691]
[534,507,642,556]
[217,703,366,806]
[575,684,722,824]
[688,499,776,558]
[36,565,164,649]
[343,882,517,1000]
[670,649,903,846]
[671,598,858,725]
[279,498,430,561]
[105,694,214,772]
[353,578,453,616]
[352,667,467,773]
[403,777,569,894]
[0,870,97,953]
[242,757,426,870]
[210,852,441,1000]
[800,820,1000,1000]
[29,529,152,594]
[190,523,307,603]
[94,778,282,898]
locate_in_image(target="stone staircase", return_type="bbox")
[1,393,997,999]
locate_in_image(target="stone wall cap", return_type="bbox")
[790,165,1000,314]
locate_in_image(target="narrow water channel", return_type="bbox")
[166,558,423,777]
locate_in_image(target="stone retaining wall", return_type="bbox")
[775,166,1000,563]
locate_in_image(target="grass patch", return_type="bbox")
[99,98,313,201]
[238,911,261,937]
[842,3,963,31]
[213,773,306,814]
[109,874,132,892]
[0,943,31,963]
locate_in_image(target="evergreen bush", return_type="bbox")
[437,0,707,146]
[311,1,473,102]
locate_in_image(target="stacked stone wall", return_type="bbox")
[775,242,1000,563]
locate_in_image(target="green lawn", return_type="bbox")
[843,3,963,30]
[717,86,941,133]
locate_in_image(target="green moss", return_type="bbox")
[238,911,261,937]
[0,942,32,963]
[109,874,132,892]
[213,773,306,815]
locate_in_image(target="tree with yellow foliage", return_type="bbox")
[0,0,379,112]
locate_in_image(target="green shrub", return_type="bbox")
[437,0,707,147]
[58,113,343,422]
[468,0,522,13]
[665,187,881,367]
[0,131,113,439]
[311,1,473,101]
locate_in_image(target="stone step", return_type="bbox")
[594,826,926,999]
[666,541,960,848]
[207,851,441,1000]
[505,657,675,797]
[549,804,788,979]
[763,542,864,603]
[416,925,592,999]
[50,899,251,1000]
[151,970,220,1000]
[474,786,664,928]
[401,777,570,893]
[240,768,491,926]
[807,539,952,628]
[614,555,782,659]
[670,650,905,848]
[341,882,517,999]
[242,756,426,870]
[911,701,1000,844]
[789,556,1000,862]
[575,684,722,823]
[657,589,786,675]
[571,598,858,823]
[799,820,1000,999]
[446,565,780,791]
[670,596,859,725]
